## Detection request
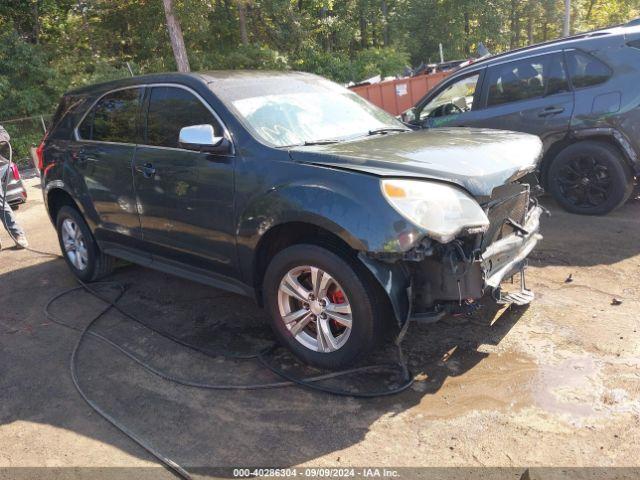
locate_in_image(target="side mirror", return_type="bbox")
[400,108,417,124]
[179,124,231,154]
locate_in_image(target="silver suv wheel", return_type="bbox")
[277,265,353,353]
[61,218,88,271]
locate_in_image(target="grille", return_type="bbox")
[482,183,530,249]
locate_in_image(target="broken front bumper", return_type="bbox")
[360,204,544,326]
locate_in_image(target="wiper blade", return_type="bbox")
[303,139,340,145]
[368,127,411,136]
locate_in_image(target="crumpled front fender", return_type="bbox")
[358,253,411,327]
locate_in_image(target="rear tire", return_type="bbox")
[547,141,634,215]
[55,206,115,282]
[263,244,385,369]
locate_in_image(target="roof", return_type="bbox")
[467,21,639,70]
[64,70,320,96]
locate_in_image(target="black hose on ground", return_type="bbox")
[45,280,414,479]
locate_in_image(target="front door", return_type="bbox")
[474,52,574,151]
[132,85,237,278]
[73,87,144,250]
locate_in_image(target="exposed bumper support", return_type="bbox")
[482,205,543,289]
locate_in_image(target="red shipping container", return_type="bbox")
[349,71,451,116]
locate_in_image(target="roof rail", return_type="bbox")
[469,27,617,68]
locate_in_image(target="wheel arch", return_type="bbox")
[541,131,637,186]
[46,186,83,224]
[252,221,359,301]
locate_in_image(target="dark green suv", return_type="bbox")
[404,20,640,215]
[39,71,543,369]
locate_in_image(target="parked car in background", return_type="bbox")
[40,71,544,369]
[402,20,640,215]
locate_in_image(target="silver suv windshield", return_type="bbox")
[211,73,405,147]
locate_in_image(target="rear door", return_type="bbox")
[476,52,574,151]
[133,85,237,278]
[73,87,145,251]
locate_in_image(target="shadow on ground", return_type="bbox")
[0,256,527,475]
[532,194,640,267]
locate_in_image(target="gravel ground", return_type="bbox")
[0,177,639,479]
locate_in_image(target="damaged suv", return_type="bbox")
[40,71,544,369]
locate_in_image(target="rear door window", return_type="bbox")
[145,86,221,148]
[565,50,612,88]
[77,88,141,143]
[486,53,569,107]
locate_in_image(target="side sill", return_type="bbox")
[102,244,255,299]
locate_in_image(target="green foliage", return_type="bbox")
[0,30,60,117]
[352,48,409,80]
[0,0,638,126]
[292,46,354,82]
[192,45,289,71]
[292,46,408,83]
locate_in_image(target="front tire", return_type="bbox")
[56,206,115,282]
[263,244,384,369]
[547,141,634,215]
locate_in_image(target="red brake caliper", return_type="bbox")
[327,287,346,331]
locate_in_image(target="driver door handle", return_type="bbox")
[538,106,565,117]
[137,162,156,178]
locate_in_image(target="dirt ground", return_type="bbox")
[1,176,639,479]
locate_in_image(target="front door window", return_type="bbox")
[420,73,480,121]
[146,86,221,147]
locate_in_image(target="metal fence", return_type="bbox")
[0,114,50,169]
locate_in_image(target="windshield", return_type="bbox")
[228,87,405,147]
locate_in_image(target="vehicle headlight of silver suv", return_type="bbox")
[381,179,490,244]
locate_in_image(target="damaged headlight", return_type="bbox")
[381,179,489,244]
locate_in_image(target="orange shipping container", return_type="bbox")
[349,71,451,116]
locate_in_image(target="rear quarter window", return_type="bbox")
[77,88,142,143]
[48,95,88,140]
[565,50,612,89]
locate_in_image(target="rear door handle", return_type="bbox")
[137,162,156,178]
[538,106,565,117]
[76,147,99,164]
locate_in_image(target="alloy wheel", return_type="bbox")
[61,218,89,271]
[277,266,353,353]
[557,155,612,208]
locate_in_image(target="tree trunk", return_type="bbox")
[526,0,534,45]
[464,10,470,56]
[563,0,570,37]
[237,1,249,46]
[161,0,190,72]
[585,0,596,20]
[509,0,517,49]
[360,14,367,49]
[32,0,40,44]
[381,0,389,47]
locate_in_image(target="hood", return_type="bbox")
[289,128,543,197]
